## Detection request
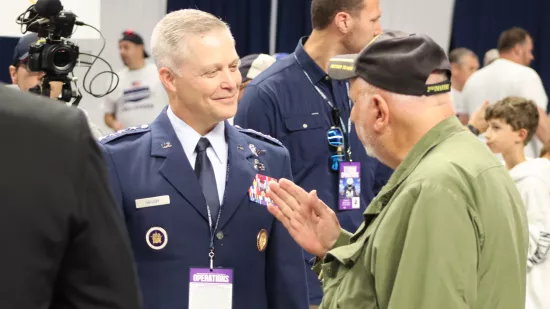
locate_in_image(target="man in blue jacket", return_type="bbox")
[99,9,308,309]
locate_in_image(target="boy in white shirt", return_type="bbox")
[485,97,550,309]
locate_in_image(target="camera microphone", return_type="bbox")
[34,0,63,17]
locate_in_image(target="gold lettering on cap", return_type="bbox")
[426,83,450,93]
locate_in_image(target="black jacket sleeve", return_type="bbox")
[52,112,142,309]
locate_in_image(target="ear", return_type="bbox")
[9,65,18,84]
[334,12,352,34]
[517,128,528,143]
[371,94,389,133]
[158,67,177,93]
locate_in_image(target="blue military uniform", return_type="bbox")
[99,108,309,309]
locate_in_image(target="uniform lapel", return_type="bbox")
[150,109,208,221]
[218,123,257,229]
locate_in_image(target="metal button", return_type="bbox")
[325,76,330,81]
[216,231,224,240]
[303,123,308,129]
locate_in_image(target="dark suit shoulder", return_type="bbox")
[235,125,284,148]
[0,84,86,142]
[99,125,151,145]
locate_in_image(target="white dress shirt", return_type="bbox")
[167,106,228,204]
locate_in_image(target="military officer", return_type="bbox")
[99,9,308,309]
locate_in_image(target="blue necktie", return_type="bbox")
[195,137,220,221]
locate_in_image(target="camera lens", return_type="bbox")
[45,44,78,75]
[53,49,71,68]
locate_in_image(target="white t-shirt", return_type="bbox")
[451,87,465,114]
[462,58,549,158]
[509,158,550,309]
[103,62,168,128]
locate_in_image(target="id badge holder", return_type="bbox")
[189,267,233,309]
[338,162,361,210]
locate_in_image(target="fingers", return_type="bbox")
[279,178,310,205]
[268,179,302,213]
[308,190,330,218]
[267,203,290,227]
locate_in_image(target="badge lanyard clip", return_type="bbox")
[206,202,222,272]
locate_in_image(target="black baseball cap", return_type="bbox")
[120,29,149,58]
[12,33,39,66]
[328,30,452,96]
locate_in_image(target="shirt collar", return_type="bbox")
[167,106,227,165]
[294,36,329,84]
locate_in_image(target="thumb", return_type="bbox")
[309,190,327,217]
[482,100,490,107]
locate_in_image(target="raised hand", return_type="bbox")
[267,178,341,257]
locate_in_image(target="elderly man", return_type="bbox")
[99,9,308,309]
[267,31,528,309]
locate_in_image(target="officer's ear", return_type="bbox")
[158,66,177,93]
[371,93,389,133]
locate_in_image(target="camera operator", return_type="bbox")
[8,33,104,139]
[9,33,62,98]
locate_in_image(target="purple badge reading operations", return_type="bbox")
[190,268,233,284]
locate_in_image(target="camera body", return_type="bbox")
[26,10,80,77]
[28,39,79,77]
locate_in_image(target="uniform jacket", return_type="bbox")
[99,108,309,309]
[510,158,550,309]
[0,84,141,309]
[314,117,528,309]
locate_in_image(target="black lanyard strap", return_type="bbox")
[294,54,353,161]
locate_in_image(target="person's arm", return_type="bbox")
[102,92,124,131]
[266,149,309,309]
[518,178,550,267]
[379,182,477,309]
[535,108,549,144]
[57,113,141,308]
[521,72,549,143]
[467,100,490,135]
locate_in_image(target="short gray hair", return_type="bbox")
[151,9,232,74]
[449,48,478,65]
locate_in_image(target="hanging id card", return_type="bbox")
[338,162,361,210]
[189,268,233,309]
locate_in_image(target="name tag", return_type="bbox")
[189,268,233,309]
[135,195,170,209]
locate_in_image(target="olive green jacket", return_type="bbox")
[315,117,528,309]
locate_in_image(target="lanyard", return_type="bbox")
[206,161,229,271]
[294,54,353,161]
[206,202,222,271]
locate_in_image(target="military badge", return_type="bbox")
[237,145,244,151]
[253,158,265,171]
[161,142,172,149]
[248,174,277,206]
[146,227,168,250]
[257,229,268,252]
[249,144,266,156]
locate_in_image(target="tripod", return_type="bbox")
[30,74,82,106]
